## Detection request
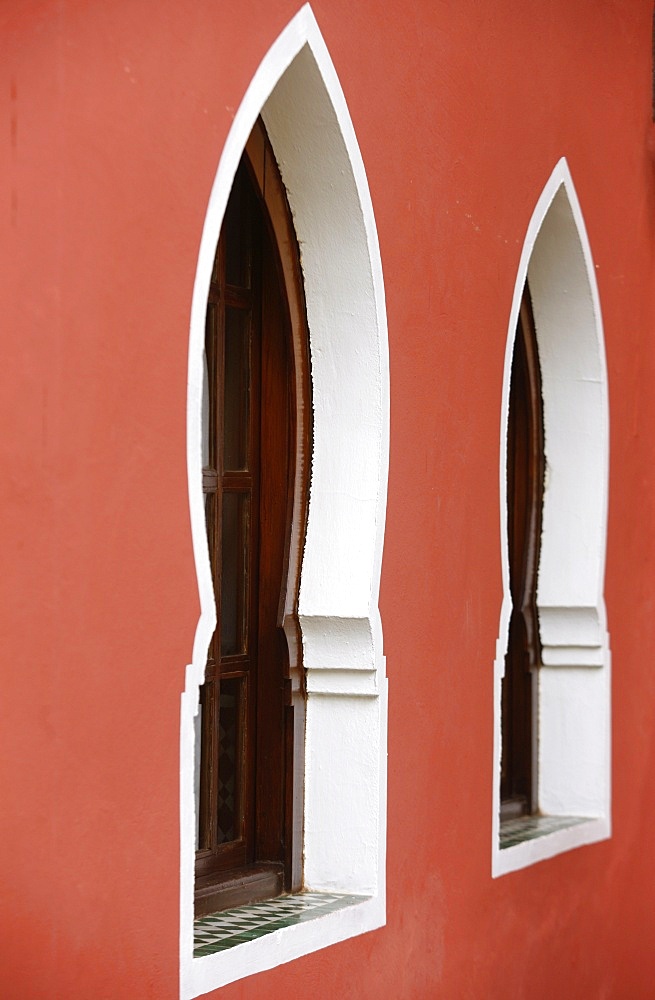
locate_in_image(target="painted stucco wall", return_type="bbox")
[2,1,655,997]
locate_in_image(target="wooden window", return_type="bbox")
[500,284,544,821]
[195,120,310,916]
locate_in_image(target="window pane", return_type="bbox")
[203,490,216,583]
[223,308,250,472]
[196,679,215,853]
[217,677,243,844]
[201,349,210,467]
[204,303,218,467]
[194,700,202,850]
[220,492,249,657]
[224,175,250,288]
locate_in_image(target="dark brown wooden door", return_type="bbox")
[195,124,308,916]
[501,285,544,819]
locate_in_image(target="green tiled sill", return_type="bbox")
[500,813,590,850]
[194,891,368,957]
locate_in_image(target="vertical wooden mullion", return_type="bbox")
[506,316,531,811]
[519,290,543,816]
[244,184,261,864]
[209,227,225,855]
[519,292,543,647]
[254,197,288,863]
[501,284,544,818]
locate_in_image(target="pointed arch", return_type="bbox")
[493,159,611,877]
[181,6,389,994]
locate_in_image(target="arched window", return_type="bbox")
[494,160,610,876]
[181,9,389,994]
[195,120,309,916]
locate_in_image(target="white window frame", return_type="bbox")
[493,159,611,877]
[180,6,389,995]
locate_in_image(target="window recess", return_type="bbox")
[181,14,390,994]
[493,162,611,876]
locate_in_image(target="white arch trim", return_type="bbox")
[180,6,389,995]
[492,158,611,877]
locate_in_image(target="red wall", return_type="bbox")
[2,1,655,997]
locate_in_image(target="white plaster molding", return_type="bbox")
[492,159,611,877]
[180,6,389,995]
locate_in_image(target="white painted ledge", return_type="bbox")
[189,894,385,996]
[496,817,610,877]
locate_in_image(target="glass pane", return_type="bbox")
[201,348,210,468]
[194,699,202,850]
[204,303,217,467]
[211,239,221,285]
[196,680,215,852]
[204,491,217,596]
[224,173,250,288]
[220,492,249,656]
[223,308,250,471]
[217,677,242,844]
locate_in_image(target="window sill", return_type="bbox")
[194,891,369,957]
[494,813,610,877]
[499,813,589,850]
